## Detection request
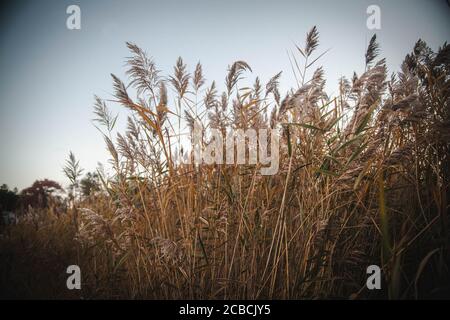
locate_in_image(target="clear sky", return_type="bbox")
[0,0,449,190]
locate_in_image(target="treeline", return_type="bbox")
[0,172,101,214]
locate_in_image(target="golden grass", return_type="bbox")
[1,28,449,299]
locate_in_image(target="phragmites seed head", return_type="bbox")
[365,34,380,67]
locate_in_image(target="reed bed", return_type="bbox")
[1,27,449,299]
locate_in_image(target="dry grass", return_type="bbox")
[1,28,449,299]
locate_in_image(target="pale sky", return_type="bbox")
[0,0,449,190]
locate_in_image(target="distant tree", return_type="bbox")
[20,179,63,209]
[80,172,101,197]
[0,184,20,212]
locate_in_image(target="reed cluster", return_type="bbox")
[1,27,449,299]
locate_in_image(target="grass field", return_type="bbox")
[1,27,449,299]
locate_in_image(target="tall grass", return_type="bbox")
[1,28,449,299]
